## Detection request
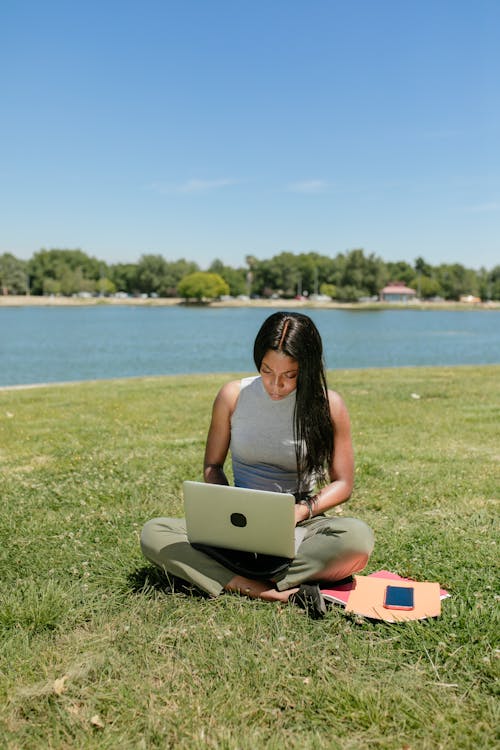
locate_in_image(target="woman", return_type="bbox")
[141,312,374,617]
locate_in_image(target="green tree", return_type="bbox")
[335,284,363,302]
[177,272,229,301]
[161,259,199,296]
[415,256,433,277]
[109,263,138,295]
[386,260,416,285]
[305,252,339,294]
[43,278,62,295]
[488,265,500,300]
[134,255,200,296]
[251,252,301,297]
[335,249,386,298]
[339,249,365,292]
[248,248,386,299]
[0,253,28,294]
[209,259,247,296]
[361,252,387,295]
[293,253,324,296]
[435,264,478,300]
[417,275,443,299]
[28,249,102,295]
[135,254,169,296]
[96,277,117,296]
[60,267,96,296]
[319,282,336,299]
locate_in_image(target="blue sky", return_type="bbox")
[1,1,498,270]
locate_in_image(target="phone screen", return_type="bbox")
[383,585,414,610]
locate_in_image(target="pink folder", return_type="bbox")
[321,570,449,622]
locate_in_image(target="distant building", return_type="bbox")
[380,282,417,303]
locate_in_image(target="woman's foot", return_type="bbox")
[224,574,298,602]
[289,584,327,619]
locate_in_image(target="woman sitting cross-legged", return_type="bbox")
[141,312,374,618]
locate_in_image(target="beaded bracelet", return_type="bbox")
[299,497,315,519]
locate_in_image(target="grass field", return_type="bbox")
[0,365,498,749]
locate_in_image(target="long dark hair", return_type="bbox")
[253,311,334,492]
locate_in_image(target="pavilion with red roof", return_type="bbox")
[380,282,417,302]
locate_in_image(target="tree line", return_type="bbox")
[1,247,499,301]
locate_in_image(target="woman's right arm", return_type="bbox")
[203,380,240,485]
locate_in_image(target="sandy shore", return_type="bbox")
[0,295,182,307]
[0,294,337,308]
[0,295,497,310]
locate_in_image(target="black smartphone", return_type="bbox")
[383,585,414,610]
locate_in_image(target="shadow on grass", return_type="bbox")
[127,565,209,599]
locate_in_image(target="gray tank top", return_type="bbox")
[230,376,314,494]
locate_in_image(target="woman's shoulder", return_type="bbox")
[215,376,262,417]
[327,389,351,424]
[214,379,242,413]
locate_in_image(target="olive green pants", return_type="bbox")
[140,515,374,598]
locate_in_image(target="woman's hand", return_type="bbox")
[294,501,312,525]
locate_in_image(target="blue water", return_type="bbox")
[0,306,499,387]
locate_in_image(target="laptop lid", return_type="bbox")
[183,481,300,558]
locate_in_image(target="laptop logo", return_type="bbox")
[230,512,247,528]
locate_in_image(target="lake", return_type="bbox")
[1,305,499,387]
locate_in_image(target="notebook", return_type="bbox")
[321,570,450,606]
[183,480,305,558]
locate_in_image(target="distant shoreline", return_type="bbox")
[0,295,498,311]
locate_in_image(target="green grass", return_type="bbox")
[0,366,498,749]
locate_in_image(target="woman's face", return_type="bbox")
[259,349,298,400]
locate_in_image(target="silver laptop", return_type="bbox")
[183,481,305,558]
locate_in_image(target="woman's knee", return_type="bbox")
[140,517,161,554]
[314,519,374,581]
[140,517,177,562]
[341,517,375,557]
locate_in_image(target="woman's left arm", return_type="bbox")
[295,390,354,522]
